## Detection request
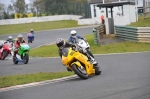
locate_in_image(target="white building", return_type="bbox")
[88,0,138,25]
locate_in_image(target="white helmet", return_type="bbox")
[18,34,23,38]
[17,34,23,42]
[8,36,13,40]
[30,29,34,32]
[70,30,77,38]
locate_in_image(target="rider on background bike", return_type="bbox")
[5,36,15,46]
[6,36,13,43]
[13,34,26,58]
[68,30,97,65]
[68,30,85,43]
[29,29,34,40]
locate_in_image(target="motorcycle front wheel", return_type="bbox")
[23,53,29,64]
[2,51,9,60]
[72,64,88,79]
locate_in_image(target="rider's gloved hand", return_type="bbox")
[71,44,77,51]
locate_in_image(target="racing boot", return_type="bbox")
[89,56,98,67]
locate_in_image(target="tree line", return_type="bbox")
[0,0,90,19]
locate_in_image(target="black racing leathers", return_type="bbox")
[58,42,72,58]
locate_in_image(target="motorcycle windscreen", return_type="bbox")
[62,48,69,57]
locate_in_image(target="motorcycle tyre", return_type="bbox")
[95,66,101,75]
[2,51,9,60]
[28,40,30,43]
[23,53,29,64]
[72,64,88,79]
[13,57,18,64]
[28,39,32,43]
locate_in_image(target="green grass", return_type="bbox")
[87,34,150,54]
[128,15,150,27]
[0,72,74,88]
[30,44,58,57]
[0,20,78,35]
[30,34,150,57]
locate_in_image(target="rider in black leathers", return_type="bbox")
[56,38,72,58]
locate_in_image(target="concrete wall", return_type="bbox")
[89,3,138,26]
[78,18,100,25]
[0,15,82,25]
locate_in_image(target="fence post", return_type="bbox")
[93,24,106,45]
[93,28,98,45]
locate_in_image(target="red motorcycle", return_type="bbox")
[0,42,12,60]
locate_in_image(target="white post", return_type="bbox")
[103,0,104,4]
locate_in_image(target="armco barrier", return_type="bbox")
[93,24,106,45]
[115,26,150,43]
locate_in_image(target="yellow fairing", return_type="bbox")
[74,52,95,75]
[62,47,95,75]
[71,61,81,67]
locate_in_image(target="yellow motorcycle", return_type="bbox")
[61,45,101,79]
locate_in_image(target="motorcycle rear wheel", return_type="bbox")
[2,51,9,60]
[72,64,88,79]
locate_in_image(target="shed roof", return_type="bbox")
[89,0,135,4]
[97,1,135,8]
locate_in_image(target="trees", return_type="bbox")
[33,0,45,16]
[0,0,90,19]
[13,0,28,14]
[0,3,5,19]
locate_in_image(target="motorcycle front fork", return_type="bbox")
[85,52,98,65]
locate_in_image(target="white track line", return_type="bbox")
[0,75,77,92]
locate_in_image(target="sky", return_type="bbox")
[0,0,30,6]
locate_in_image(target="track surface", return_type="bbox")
[0,26,150,99]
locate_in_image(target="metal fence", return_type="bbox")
[115,25,150,43]
[93,24,106,45]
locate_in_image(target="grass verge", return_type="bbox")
[29,34,150,57]
[0,20,78,35]
[128,15,150,27]
[0,72,74,88]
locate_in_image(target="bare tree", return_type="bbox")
[13,0,27,13]
[33,0,45,16]
[0,3,5,19]
[7,4,14,14]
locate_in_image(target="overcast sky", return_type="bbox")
[0,0,30,6]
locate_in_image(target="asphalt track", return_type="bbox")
[0,26,150,99]
[0,25,97,48]
[0,52,150,99]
